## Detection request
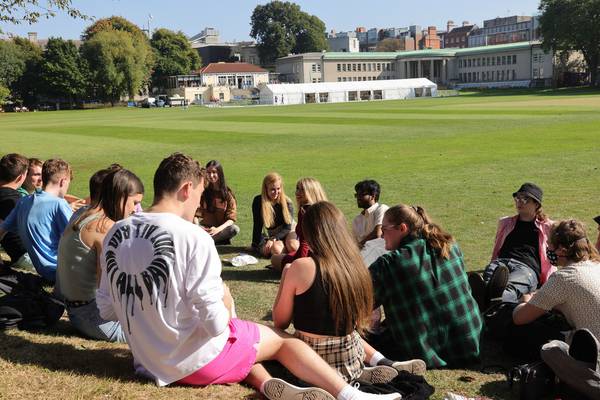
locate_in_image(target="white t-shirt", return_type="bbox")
[96,212,230,386]
[352,202,389,243]
[529,260,600,340]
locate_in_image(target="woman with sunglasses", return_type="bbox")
[368,204,482,368]
[469,183,555,310]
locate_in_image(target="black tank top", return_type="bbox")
[293,261,350,336]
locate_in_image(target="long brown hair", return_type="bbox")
[261,172,291,227]
[385,204,455,259]
[302,201,373,334]
[549,219,600,263]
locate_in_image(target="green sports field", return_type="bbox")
[1,89,599,399]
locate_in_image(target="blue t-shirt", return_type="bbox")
[1,191,73,282]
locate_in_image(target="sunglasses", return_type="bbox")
[513,196,530,204]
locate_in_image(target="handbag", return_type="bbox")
[507,360,555,400]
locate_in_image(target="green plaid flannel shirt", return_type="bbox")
[370,236,482,368]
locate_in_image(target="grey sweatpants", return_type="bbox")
[541,339,600,399]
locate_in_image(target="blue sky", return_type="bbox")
[1,0,541,41]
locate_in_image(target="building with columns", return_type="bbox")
[276,41,555,88]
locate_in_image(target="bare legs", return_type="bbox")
[245,324,347,397]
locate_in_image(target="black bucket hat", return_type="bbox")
[513,182,543,204]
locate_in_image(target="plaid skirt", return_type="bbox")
[296,330,365,383]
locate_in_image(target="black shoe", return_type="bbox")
[468,272,487,312]
[569,329,599,369]
[487,265,509,306]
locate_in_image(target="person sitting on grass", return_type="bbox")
[57,168,144,342]
[352,180,388,249]
[16,157,43,197]
[197,160,239,245]
[96,153,400,400]
[271,177,327,271]
[0,159,73,283]
[512,219,600,399]
[272,201,426,384]
[0,153,32,272]
[368,204,482,368]
[251,172,297,258]
[469,183,554,311]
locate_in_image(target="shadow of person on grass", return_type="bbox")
[0,329,136,381]
[221,267,280,284]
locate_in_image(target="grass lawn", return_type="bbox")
[1,88,599,399]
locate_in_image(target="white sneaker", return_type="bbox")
[263,378,335,400]
[356,365,398,384]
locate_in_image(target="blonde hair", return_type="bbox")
[302,201,373,334]
[261,172,292,228]
[296,177,328,206]
[385,204,455,259]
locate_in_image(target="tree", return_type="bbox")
[0,84,9,106]
[0,0,87,25]
[376,38,402,52]
[81,29,148,104]
[250,1,327,66]
[39,37,88,107]
[539,0,600,86]
[0,38,42,106]
[150,28,201,88]
[82,16,153,86]
[0,40,26,88]
[11,37,42,106]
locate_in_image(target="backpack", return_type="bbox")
[0,271,64,330]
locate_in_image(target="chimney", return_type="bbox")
[27,32,37,43]
[428,26,437,35]
[447,20,456,32]
[462,21,470,27]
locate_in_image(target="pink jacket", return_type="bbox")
[491,215,556,285]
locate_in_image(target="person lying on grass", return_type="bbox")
[272,201,426,384]
[96,152,400,400]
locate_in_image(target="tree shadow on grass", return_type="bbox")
[221,267,280,284]
[0,330,137,381]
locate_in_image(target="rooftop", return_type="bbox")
[199,62,268,74]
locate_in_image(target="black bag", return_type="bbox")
[0,272,64,330]
[507,360,555,400]
[355,371,435,400]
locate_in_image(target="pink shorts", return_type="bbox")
[178,318,260,386]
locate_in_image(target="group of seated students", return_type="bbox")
[0,152,599,399]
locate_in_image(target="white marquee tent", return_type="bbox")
[259,78,437,106]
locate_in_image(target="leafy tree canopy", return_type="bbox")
[82,15,146,41]
[150,28,201,82]
[376,38,403,52]
[81,29,149,103]
[0,40,27,87]
[250,1,327,65]
[539,0,600,86]
[0,0,87,25]
[39,37,88,102]
[0,84,9,105]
